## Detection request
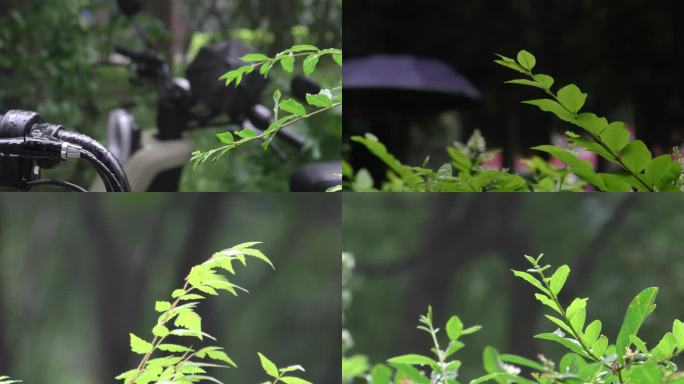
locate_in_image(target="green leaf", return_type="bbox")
[601,174,633,192]
[206,349,237,367]
[306,91,334,108]
[630,335,649,353]
[516,50,536,71]
[171,289,186,298]
[303,54,320,76]
[566,298,587,331]
[174,309,202,333]
[505,79,544,89]
[512,270,549,294]
[386,354,438,368]
[446,315,464,341]
[152,324,169,338]
[129,333,153,354]
[573,113,609,136]
[332,53,342,66]
[241,53,269,62]
[289,44,319,52]
[673,319,684,350]
[280,377,313,384]
[535,333,586,356]
[523,99,574,123]
[279,99,306,117]
[600,122,630,153]
[236,129,258,139]
[583,320,602,346]
[157,343,193,353]
[535,293,562,315]
[351,134,414,179]
[155,301,171,312]
[258,353,279,378]
[615,287,658,362]
[216,131,234,145]
[533,74,554,89]
[592,335,608,356]
[557,84,587,114]
[621,140,652,174]
[629,361,662,384]
[645,154,672,187]
[280,55,295,72]
[549,265,570,295]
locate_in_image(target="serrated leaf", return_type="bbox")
[152,324,169,338]
[130,333,153,354]
[258,353,280,378]
[155,301,171,312]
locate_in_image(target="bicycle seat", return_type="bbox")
[290,161,342,192]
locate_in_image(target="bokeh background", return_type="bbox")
[344,194,684,380]
[0,194,340,383]
[0,0,341,191]
[344,0,684,181]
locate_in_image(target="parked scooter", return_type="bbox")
[99,0,341,191]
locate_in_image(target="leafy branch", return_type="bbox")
[385,307,481,384]
[258,353,312,384]
[191,44,342,168]
[496,50,683,192]
[115,242,310,384]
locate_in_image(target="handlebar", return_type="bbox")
[114,45,159,64]
[0,111,130,192]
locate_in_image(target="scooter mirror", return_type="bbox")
[116,0,142,16]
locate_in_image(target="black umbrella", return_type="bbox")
[344,54,481,115]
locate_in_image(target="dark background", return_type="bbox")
[344,194,684,380]
[344,0,684,177]
[0,194,340,383]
